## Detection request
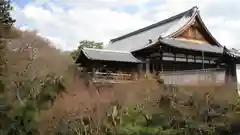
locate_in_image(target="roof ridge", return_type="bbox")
[110,6,197,43]
[83,47,131,53]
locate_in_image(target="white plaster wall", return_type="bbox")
[236,64,240,95]
[162,70,225,85]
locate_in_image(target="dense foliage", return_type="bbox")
[0,75,65,135]
[78,40,103,49]
[0,0,15,26]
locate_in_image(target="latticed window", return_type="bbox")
[188,55,195,62]
[176,54,186,58]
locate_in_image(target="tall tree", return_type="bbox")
[0,0,15,26]
[0,0,16,38]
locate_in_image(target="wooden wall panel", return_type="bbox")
[175,23,211,44]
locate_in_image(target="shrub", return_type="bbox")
[41,77,240,135]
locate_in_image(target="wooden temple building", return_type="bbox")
[76,6,240,86]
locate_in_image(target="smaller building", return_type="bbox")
[77,48,142,83]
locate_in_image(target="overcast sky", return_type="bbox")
[12,0,240,51]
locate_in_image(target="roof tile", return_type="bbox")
[81,48,142,63]
[105,7,197,51]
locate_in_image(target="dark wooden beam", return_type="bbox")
[202,51,205,69]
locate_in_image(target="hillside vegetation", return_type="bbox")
[39,78,240,135]
[0,27,77,134]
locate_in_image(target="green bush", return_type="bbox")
[0,75,66,135]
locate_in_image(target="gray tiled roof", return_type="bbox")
[81,48,142,63]
[160,38,223,53]
[226,49,240,58]
[105,7,198,51]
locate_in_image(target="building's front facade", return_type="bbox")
[76,6,240,85]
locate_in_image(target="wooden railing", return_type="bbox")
[88,68,226,85]
[90,72,134,83]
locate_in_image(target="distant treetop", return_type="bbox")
[71,40,104,61]
[78,40,103,49]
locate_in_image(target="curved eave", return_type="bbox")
[159,39,223,54]
[131,41,162,55]
[168,11,221,47]
[166,9,198,38]
[81,49,92,60]
[75,49,91,64]
[195,14,222,47]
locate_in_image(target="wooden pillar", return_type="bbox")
[152,59,155,73]
[231,62,237,83]
[137,63,143,78]
[137,63,143,73]
[92,66,96,78]
[202,51,205,69]
[225,62,234,84]
[225,62,237,91]
[174,53,176,71]
[146,58,150,73]
[159,45,163,72]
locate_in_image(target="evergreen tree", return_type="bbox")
[0,0,16,38]
[0,0,15,26]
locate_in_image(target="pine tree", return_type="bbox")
[0,0,15,26]
[0,0,16,38]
